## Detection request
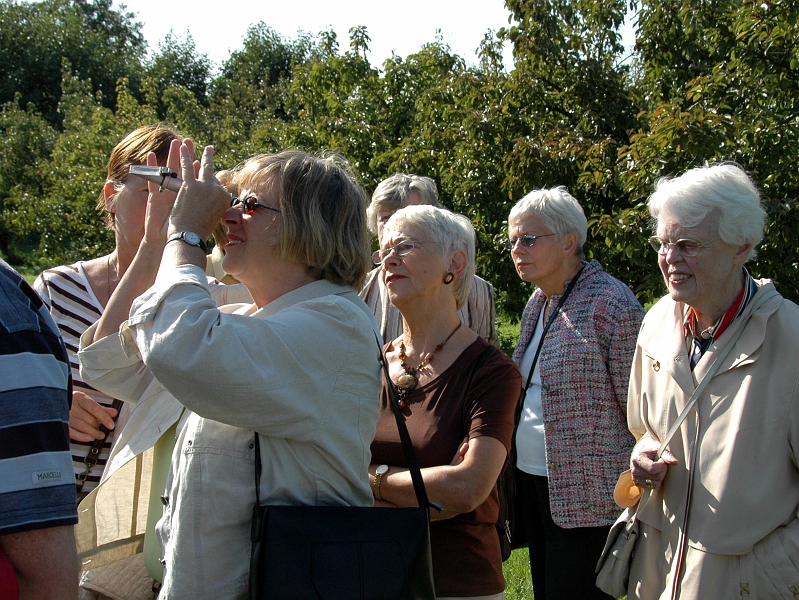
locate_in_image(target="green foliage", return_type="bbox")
[281,27,385,180]
[4,74,161,265]
[208,23,316,165]
[1,0,798,307]
[496,310,522,358]
[624,0,799,300]
[144,30,212,119]
[0,0,146,125]
[0,98,58,259]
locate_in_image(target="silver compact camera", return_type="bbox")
[128,165,183,193]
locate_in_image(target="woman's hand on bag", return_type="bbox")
[69,390,117,442]
[630,438,678,490]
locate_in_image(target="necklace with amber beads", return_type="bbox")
[395,321,462,408]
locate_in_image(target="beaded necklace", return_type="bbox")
[395,321,462,408]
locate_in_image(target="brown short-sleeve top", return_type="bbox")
[371,337,521,597]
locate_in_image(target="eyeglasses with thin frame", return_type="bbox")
[504,233,555,251]
[230,196,281,215]
[648,236,719,258]
[372,239,438,265]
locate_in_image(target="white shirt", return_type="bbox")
[514,308,548,476]
[79,265,382,600]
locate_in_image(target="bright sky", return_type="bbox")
[120,1,636,74]
[120,0,519,72]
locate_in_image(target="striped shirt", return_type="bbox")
[34,263,121,497]
[0,259,77,535]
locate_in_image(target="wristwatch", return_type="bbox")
[373,464,389,501]
[167,231,207,253]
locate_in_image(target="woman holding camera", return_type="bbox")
[79,142,382,600]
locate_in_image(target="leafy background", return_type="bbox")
[2,0,798,316]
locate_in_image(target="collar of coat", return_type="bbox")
[638,279,781,398]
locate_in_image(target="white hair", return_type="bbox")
[366,174,441,234]
[648,163,766,261]
[508,186,588,258]
[385,205,475,309]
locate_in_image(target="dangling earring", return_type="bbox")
[443,272,454,284]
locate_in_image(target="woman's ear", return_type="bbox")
[103,181,116,213]
[561,232,579,258]
[733,243,752,266]
[447,249,468,279]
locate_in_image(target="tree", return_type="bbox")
[1,0,797,308]
[144,30,212,115]
[4,74,160,265]
[281,27,384,179]
[0,98,58,261]
[496,0,647,310]
[207,24,316,165]
[0,0,146,126]
[620,0,799,301]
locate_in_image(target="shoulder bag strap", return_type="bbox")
[254,333,439,512]
[662,288,777,600]
[512,265,584,443]
[655,288,778,459]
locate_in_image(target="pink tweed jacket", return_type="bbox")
[512,259,644,528]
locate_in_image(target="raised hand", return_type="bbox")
[168,143,232,241]
[142,139,198,246]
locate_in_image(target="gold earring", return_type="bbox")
[443,272,454,284]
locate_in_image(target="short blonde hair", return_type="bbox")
[233,151,370,289]
[98,125,183,230]
[385,205,475,309]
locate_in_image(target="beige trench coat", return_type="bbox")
[626,280,799,599]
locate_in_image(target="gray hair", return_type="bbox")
[508,186,588,258]
[366,173,441,234]
[647,163,766,262]
[385,205,475,309]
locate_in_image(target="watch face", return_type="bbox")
[183,232,201,246]
[376,464,389,476]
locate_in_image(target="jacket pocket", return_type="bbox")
[580,452,632,522]
[741,518,799,599]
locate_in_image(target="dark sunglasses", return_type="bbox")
[230,196,281,215]
[504,233,555,251]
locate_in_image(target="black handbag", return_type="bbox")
[248,344,439,600]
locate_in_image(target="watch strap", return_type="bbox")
[167,231,207,253]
